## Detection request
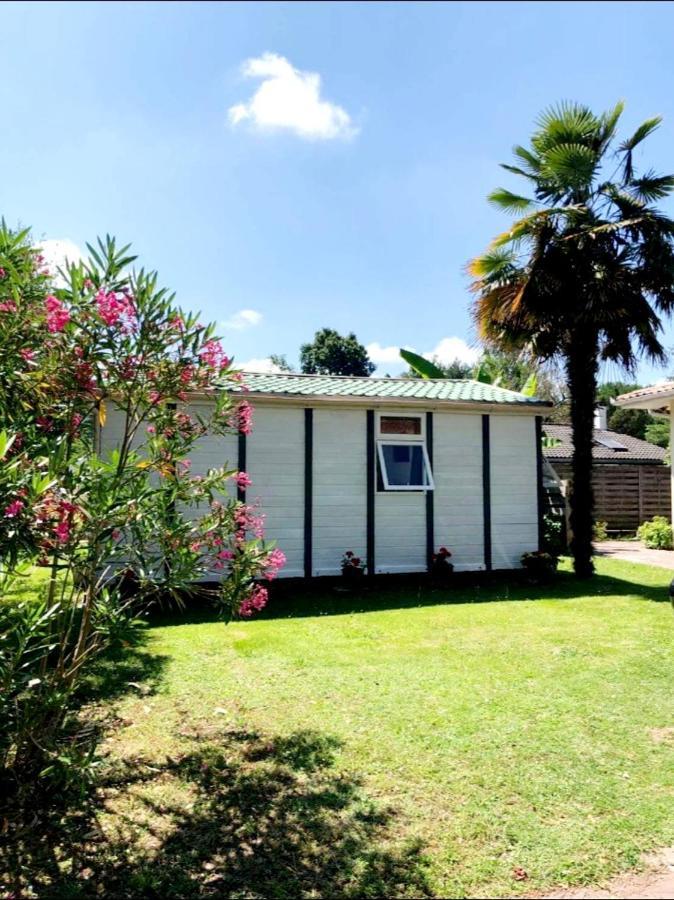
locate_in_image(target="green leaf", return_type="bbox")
[487,189,535,214]
[629,172,674,202]
[619,116,662,152]
[399,349,446,379]
[520,372,538,396]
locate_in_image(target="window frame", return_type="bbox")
[376,411,425,442]
[376,439,435,492]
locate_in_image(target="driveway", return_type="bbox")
[595,540,674,571]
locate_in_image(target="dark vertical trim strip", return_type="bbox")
[426,411,434,570]
[304,408,313,579]
[535,415,544,551]
[482,414,492,572]
[366,410,375,577]
[237,432,247,503]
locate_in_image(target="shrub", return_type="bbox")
[543,513,566,556]
[521,550,558,580]
[0,225,285,806]
[341,550,365,579]
[430,546,454,579]
[637,516,673,550]
[593,520,609,542]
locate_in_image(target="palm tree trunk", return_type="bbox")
[565,336,598,578]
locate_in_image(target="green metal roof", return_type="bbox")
[233,373,549,406]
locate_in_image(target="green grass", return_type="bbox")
[6,557,674,898]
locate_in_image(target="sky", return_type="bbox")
[4,0,674,382]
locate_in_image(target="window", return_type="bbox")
[377,441,434,491]
[380,415,422,436]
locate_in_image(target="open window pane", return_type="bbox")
[377,442,434,490]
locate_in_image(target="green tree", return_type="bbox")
[470,102,674,577]
[595,381,653,438]
[300,328,375,376]
[269,353,294,372]
[645,420,670,448]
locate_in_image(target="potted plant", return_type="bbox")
[341,550,366,582]
[521,550,558,581]
[430,545,454,584]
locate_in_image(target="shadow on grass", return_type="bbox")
[2,729,432,899]
[147,565,673,628]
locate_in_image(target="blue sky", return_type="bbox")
[4,0,674,382]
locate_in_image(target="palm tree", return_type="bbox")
[470,102,674,577]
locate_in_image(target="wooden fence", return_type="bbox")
[551,463,671,532]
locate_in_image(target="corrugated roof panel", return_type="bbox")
[227,372,548,405]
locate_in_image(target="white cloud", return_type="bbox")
[222,309,263,331]
[239,356,285,374]
[229,53,357,140]
[366,342,412,366]
[37,239,84,282]
[425,337,480,367]
[366,337,480,375]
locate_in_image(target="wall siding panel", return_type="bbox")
[246,406,305,578]
[312,409,367,576]
[490,415,538,568]
[433,413,485,571]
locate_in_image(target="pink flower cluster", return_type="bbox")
[198,339,230,371]
[230,400,253,435]
[95,289,136,329]
[262,548,286,581]
[235,471,252,490]
[0,299,17,313]
[239,584,268,617]
[3,499,25,518]
[45,295,70,332]
[234,503,265,541]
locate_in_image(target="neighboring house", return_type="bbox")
[100,373,551,576]
[614,384,674,525]
[544,407,669,532]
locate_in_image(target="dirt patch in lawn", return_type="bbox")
[537,847,674,899]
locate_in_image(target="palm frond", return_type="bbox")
[487,188,535,214]
[619,116,662,152]
[512,145,542,174]
[629,171,674,202]
[467,248,517,279]
[540,143,599,188]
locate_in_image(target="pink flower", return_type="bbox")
[45,295,70,332]
[198,339,230,371]
[95,289,135,329]
[230,400,253,436]
[239,584,268,618]
[235,471,252,490]
[170,315,185,332]
[0,300,17,313]
[217,549,235,561]
[19,348,35,362]
[262,548,286,581]
[54,521,70,544]
[146,425,156,434]
[3,500,24,518]
[0,267,6,278]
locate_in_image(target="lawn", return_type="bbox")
[5,557,674,898]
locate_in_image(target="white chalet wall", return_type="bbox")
[432,412,485,571]
[490,414,538,568]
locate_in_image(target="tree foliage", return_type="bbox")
[300,328,375,377]
[470,101,674,576]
